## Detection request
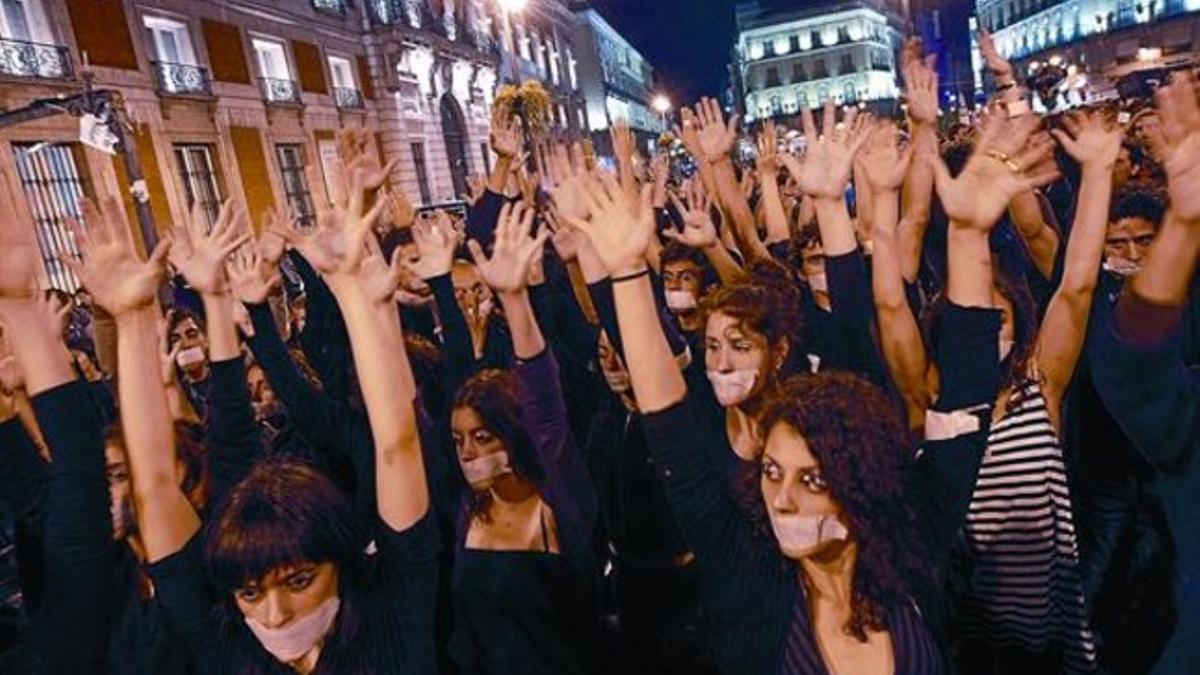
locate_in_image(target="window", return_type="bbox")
[839,53,855,74]
[837,26,851,43]
[275,145,316,227]
[144,16,209,95]
[765,66,781,88]
[411,142,431,204]
[811,30,823,48]
[312,0,346,16]
[174,144,223,227]
[0,0,67,78]
[793,61,807,82]
[328,55,362,108]
[11,142,90,292]
[253,38,299,103]
[566,46,578,89]
[0,0,50,42]
[813,58,828,78]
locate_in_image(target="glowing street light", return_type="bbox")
[652,94,671,128]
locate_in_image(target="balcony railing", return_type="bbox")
[260,77,302,104]
[312,0,347,17]
[333,86,364,109]
[152,61,212,96]
[0,37,72,80]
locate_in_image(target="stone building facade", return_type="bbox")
[0,0,590,291]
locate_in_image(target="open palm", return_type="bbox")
[68,197,170,315]
[170,200,249,295]
[784,100,871,199]
[860,121,913,192]
[563,172,655,274]
[406,213,457,280]
[468,203,548,295]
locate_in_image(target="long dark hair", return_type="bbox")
[203,457,370,673]
[452,369,545,521]
[699,264,807,383]
[760,372,933,641]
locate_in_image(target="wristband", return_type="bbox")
[611,268,650,284]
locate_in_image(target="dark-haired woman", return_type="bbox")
[73,176,438,673]
[0,245,113,674]
[870,109,1116,672]
[568,167,949,674]
[437,203,600,674]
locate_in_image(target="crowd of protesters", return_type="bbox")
[0,29,1197,675]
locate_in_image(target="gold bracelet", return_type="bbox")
[984,149,1021,173]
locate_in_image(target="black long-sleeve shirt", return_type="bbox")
[15,380,113,674]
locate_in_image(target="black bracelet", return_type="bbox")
[611,268,650,284]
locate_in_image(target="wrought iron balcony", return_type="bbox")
[312,0,347,17]
[333,86,364,110]
[260,77,302,104]
[0,37,72,80]
[152,61,212,96]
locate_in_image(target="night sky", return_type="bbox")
[588,0,748,107]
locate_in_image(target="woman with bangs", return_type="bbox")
[71,172,439,674]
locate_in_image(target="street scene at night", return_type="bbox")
[0,0,1199,673]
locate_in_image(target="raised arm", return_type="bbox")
[1007,190,1061,280]
[1091,71,1200,469]
[897,47,939,282]
[861,122,929,426]
[688,99,771,264]
[170,201,257,503]
[931,114,1058,309]
[1037,111,1123,409]
[298,169,428,532]
[780,99,872,258]
[67,197,201,565]
[756,121,791,247]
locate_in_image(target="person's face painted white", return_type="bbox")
[760,423,850,560]
[236,563,341,664]
[705,311,779,408]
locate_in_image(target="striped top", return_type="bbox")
[782,591,944,675]
[961,380,1098,673]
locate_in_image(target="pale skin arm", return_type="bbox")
[68,198,199,562]
[861,123,928,427]
[757,121,791,246]
[311,168,428,531]
[1007,189,1060,280]
[897,123,937,282]
[1037,112,1123,412]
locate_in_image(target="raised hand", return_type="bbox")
[490,109,522,159]
[545,210,583,262]
[1154,70,1200,222]
[929,113,1059,231]
[563,171,655,274]
[169,200,249,295]
[859,120,914,193]
[548,142,590,221]
[405,211,458,280]
[691,97,740,163]
[226,246,279,305]
[258,206,292,266]
[650,152,671,207]
[66,196,170,316]
[1051,110,1124,171]
[978,28,1014,83]
[385,188,417,230]
[665,182,718,249]
[756,120,780,174]
[901,43,940,126]
[781,99,872,199]
[675,108,706,162]
[337,126,399,193]
[611,120,636,167]
[280,170,388,278]
[467,202,549,296]
[358,237,405,305]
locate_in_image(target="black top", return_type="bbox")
[146,512,440,674]
[638,304,1004,674]
[11,380,114,674]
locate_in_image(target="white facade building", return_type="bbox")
[732,0,906,123]
[570,6,665,151]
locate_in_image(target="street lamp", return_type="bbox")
[652,94,671,127]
